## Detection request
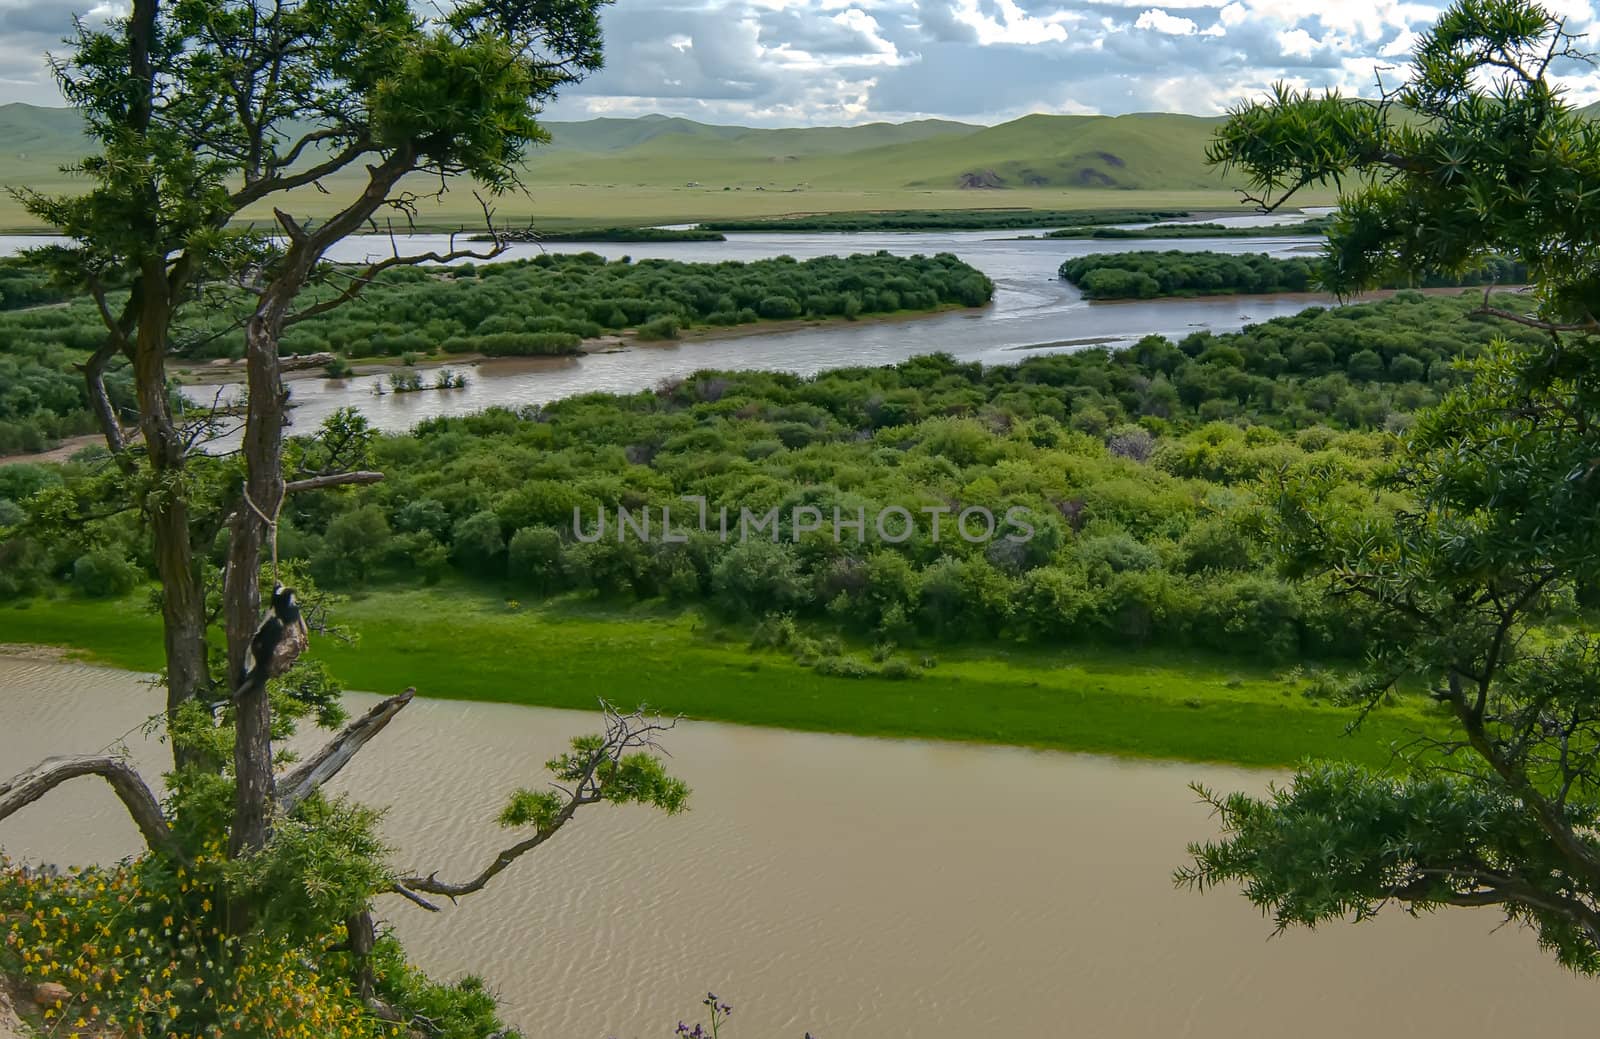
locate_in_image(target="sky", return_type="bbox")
[1,0,1599,125]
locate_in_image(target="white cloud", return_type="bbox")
[946,0,1074,45]
[1135,9,1199,35]
[1277,27,1319,57]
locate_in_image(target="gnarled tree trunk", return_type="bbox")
[225,309,290,859]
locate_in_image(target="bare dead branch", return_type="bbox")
[389,882,441,912]
[285,244,504,327]
[277,688,415,814]
[284,470,386,494]
[1474,306,1600,333]
[0,755,176,856]
[273,207,309,243]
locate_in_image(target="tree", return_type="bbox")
[1180,0,1600,972]
[0,0,688,1029]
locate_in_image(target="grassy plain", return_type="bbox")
[0,183,1339,234]
[1,585,1432,768]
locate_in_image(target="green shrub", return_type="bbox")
[814,654,875,678]
[72,548,140,598]
[508,526,566,592]
[636,315,681,340]
[451,510,506,575]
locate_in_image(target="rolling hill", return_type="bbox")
[0,102,1287,228]
[0,102,1223,192]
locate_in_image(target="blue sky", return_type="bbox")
[2,0,1598,124]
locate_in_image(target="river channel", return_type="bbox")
[0,657,1590,1038]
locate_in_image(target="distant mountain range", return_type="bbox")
[531,110,1232,191]
[0,102,1235,192]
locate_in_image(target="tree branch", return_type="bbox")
[284,471,385,494]
[277,687,415,814]
[399,705,678,902]
[285,244,504,327]
[1473,306,1600,333]
[0,755,176,856]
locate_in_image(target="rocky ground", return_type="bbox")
[0,985,29,1039]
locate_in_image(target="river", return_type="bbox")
[3,226,1338,443]
[0,656,1590,1038]
[168,229,1332,441]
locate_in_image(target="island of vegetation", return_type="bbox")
[1060,250,1529,299]
[0,250,993,454]
[1043,216,1332,239]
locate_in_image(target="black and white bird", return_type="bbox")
[239,583,310,692]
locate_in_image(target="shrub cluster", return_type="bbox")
[1060,250,1530,299]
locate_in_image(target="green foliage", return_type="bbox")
[1045,216,1335,239]
[1183,762,1580,926]
[441,330,584,355]
[10,291,1547,659]
[1060,250,1528,299]
[1182,0,1600,975]
[368,939,505,1039]
[0,856,401,1038]
[226,795,393,943]
[636,314,682,340]
[1208,1,1599,319]
[551,733,691,813]
[451,510,506,574]
[0,253,992,444]
[71,546,140,597]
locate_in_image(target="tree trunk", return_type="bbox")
[347,910,377,1000]
[225,312,289,859]
[133,285,212,771]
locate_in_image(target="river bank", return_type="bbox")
[0,587,1433,768]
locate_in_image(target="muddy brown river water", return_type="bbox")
[0,656,1592,1037]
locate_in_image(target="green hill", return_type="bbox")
[520,111,1229,190]
[0,102,88,158]
[0,103,1270,228]
[539,113,979,155]
[0,103,1226,192]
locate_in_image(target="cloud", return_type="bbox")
[1,0,1599,124]
[1135,9,1199,35]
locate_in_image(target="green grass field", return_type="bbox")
[0,103,1341,231]
[1,587,1434,768]
[0,182,1338,234]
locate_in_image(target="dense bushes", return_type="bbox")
[0,256,74,311]
[1061,250,1531,299]
[1063,251,1321,297]
[0,250,992,454]
[1045,216,1334,239]
[441,330,584,355]
[275,251,991,360]
[2,291,1550,662]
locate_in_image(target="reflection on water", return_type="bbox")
[0,657,1591,1038]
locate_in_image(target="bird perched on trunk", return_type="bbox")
[238,584,310,694]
